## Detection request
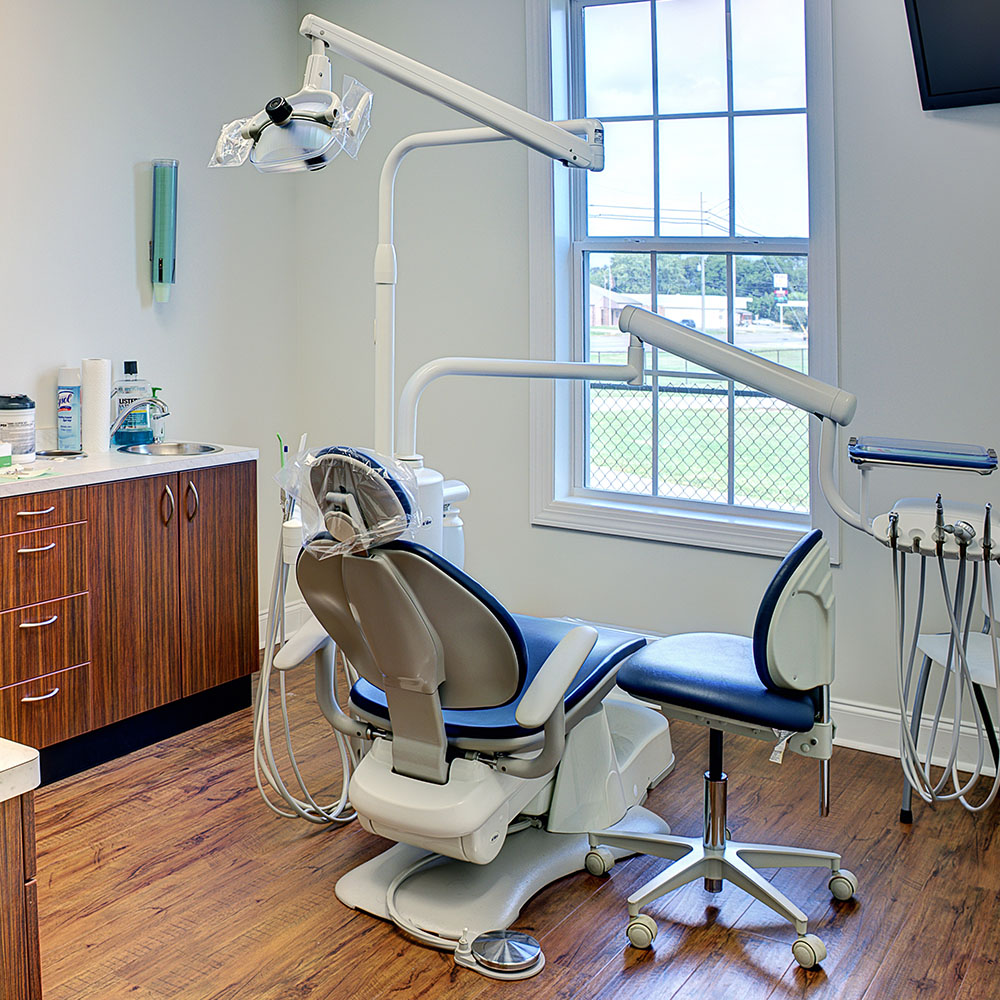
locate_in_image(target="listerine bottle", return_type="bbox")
[111,361,154,446]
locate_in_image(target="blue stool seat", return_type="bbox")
[350,615,646,740]
[618,633,819,732]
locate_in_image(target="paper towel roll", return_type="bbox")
[81,358,111,453]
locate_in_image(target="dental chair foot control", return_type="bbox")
[453,929,545,980]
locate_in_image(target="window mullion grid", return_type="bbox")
[725,0,736,506]
[567,0,813,519]
[570,1,588,492]
[650,251,660,496]
[726,254,736,505]
[649,1,660,498]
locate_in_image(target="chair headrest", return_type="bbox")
[281,446,420,558]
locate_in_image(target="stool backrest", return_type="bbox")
[752,529,834,692]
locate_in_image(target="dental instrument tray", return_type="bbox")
[848,436,997,474]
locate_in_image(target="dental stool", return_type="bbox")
[587,529,857,969]
[289,447,675,978]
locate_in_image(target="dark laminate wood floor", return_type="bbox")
[34,668,1000,1000]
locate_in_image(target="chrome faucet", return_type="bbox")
[109,396,171,438]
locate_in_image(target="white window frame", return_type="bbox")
[526,0,840,559]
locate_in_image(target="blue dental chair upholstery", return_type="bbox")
[588,529,858,970]
[347,539,646,744]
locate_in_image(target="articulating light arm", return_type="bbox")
[299,15,605,170]
[376,120,610,456]
[396,351,645,458]
[618,306,865,531]
[618,306,856,426]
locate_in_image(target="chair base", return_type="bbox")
[336,804,671,941]
[588,759,856,966]
[588,827,843,936]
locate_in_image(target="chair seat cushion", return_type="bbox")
[349,616,646,739]
[617,633,818,732]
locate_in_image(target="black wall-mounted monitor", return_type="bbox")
[903,0,1000,110]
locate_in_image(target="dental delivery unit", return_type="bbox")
[212,12,993,980]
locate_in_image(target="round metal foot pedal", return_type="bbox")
[471,930,543,973]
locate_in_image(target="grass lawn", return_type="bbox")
[588,385,809,511]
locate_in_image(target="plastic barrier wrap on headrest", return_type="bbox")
[277,446,420,559]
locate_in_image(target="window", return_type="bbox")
[527,0,837,556]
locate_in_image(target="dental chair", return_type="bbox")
[289,447,675,978]
[586,529,858,970]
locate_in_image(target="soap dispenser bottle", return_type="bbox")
[112,361,154,446]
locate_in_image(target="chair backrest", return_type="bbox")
[294,450,529,783]
[752,529,834,692]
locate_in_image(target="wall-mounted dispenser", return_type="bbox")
[150,158,178,303]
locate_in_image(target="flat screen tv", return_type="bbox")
[903,0,1000,109]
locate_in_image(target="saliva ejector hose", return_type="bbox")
[252,434,358,826]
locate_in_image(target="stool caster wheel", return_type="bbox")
[585,847,615,877]
[625,914,657,949]
[828,869,858,901]
[791,934,827,969]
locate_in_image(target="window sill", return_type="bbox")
[531,492,809,557]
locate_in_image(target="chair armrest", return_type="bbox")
[273,613,332,670]
[514,625,598,729]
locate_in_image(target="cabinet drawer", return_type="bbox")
[0,594,89,688]
[0,488,85,536]
[0,522,87,611]
[0,663,92,748]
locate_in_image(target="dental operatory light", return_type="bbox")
[210,37,373,172]
[211,14,603,178]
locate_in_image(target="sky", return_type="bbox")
[582,0,809,239]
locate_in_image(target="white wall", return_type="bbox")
[0,0,302,609]
[5,0,999,743]
[292,0,1000,750]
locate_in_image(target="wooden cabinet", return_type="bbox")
[0,458,257,746]
[0,490,92,749]
[87,461,258,728]
[177,463,258,698]
[88,474,182,726]
[0,792,41,1000]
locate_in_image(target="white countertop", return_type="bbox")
[0,738,40,802]
[0,443,258,498]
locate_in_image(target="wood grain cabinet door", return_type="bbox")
[178,463,258,697]
[87,475,182,726]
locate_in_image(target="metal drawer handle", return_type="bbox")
[16,505,56,517]
[162,484,175,525]
[186,481,200,521]
[19,614,59,629]
[21,687,60,703]
[17,542,56,554]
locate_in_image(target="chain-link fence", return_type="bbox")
[586,380,809,513]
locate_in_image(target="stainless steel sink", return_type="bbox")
[118,442,223,456]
